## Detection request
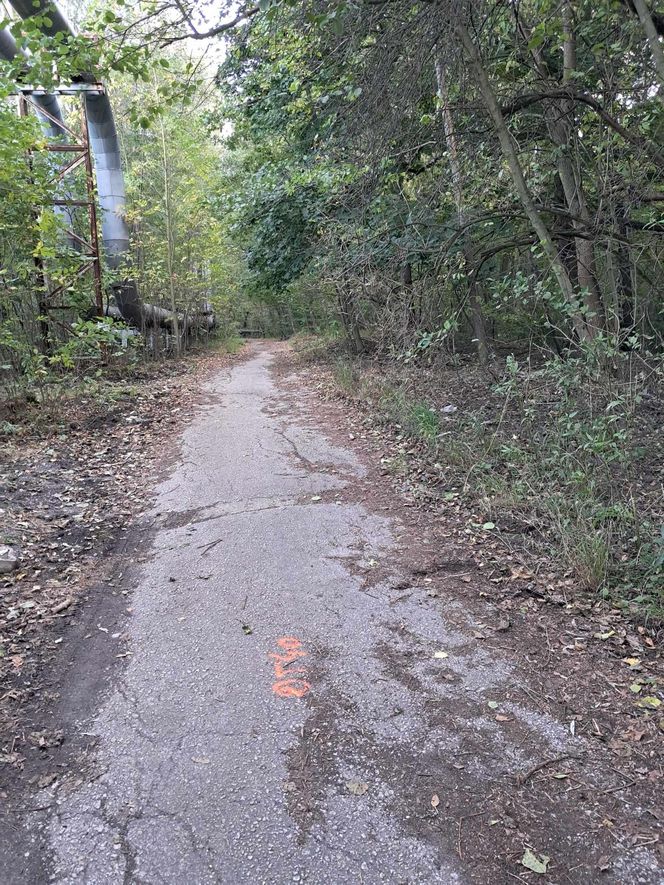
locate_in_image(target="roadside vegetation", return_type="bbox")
[0,8,247,415]
[0,3,661,869]
[323,345,663,617]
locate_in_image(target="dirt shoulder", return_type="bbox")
[0,344,251,787]
[272,345,663,880]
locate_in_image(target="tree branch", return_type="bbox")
[501,88,664,165]
[157,4,259,46]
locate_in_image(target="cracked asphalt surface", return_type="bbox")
[35,344,461,883]
[5,343,661,884]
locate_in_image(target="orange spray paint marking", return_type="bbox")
[270,636,310,699]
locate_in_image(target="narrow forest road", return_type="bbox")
[3,342,660,884]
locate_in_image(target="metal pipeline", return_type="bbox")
[7,2,132,258]
[0,25,67,138]
[5,0,209,332]
[0,25,81,248]
[7,0,160,326]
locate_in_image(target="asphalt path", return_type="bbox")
[7,344,660,885]
[40,344,462,883]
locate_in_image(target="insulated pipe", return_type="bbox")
[7,0,131,259]
[8,0,205,332]
[83,92,130,270]
[0,27,18,60]
[9,0,179,328]
[0,25,78,244]
[7,0,70,39]
[82,90,145,324]
[0,25,67,138]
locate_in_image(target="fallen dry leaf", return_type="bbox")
[521,848,550,874]
[346,780,368,796]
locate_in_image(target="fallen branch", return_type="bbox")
[51,597,74,615]
[515,753,577,787]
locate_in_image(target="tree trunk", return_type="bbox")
[615,205,635,332]
[401,261,418,329]
[159,114,180,356]
[435,56,491,365]
[632,0,664,92]
[338,284,365,354]
[521,2,605,335]
[454,21,591,344]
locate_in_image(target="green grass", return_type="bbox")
[407,402,440,445]
[332,357,359,393]
[212,333,245,354]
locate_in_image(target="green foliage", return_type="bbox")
[114,65,250,339]
[409,403,440,445]
[0,0,659,625]
[402,321,460,365]
[217,334,245,354]
[49,318,139,370]
[332,357,358,394]
[209,0,663,363]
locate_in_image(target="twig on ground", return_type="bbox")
[197,536,224,556]
[598,779,637,795]
[516,753,576,786]
[457,810,485,859]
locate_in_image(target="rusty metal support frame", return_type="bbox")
[18,88,104,315]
